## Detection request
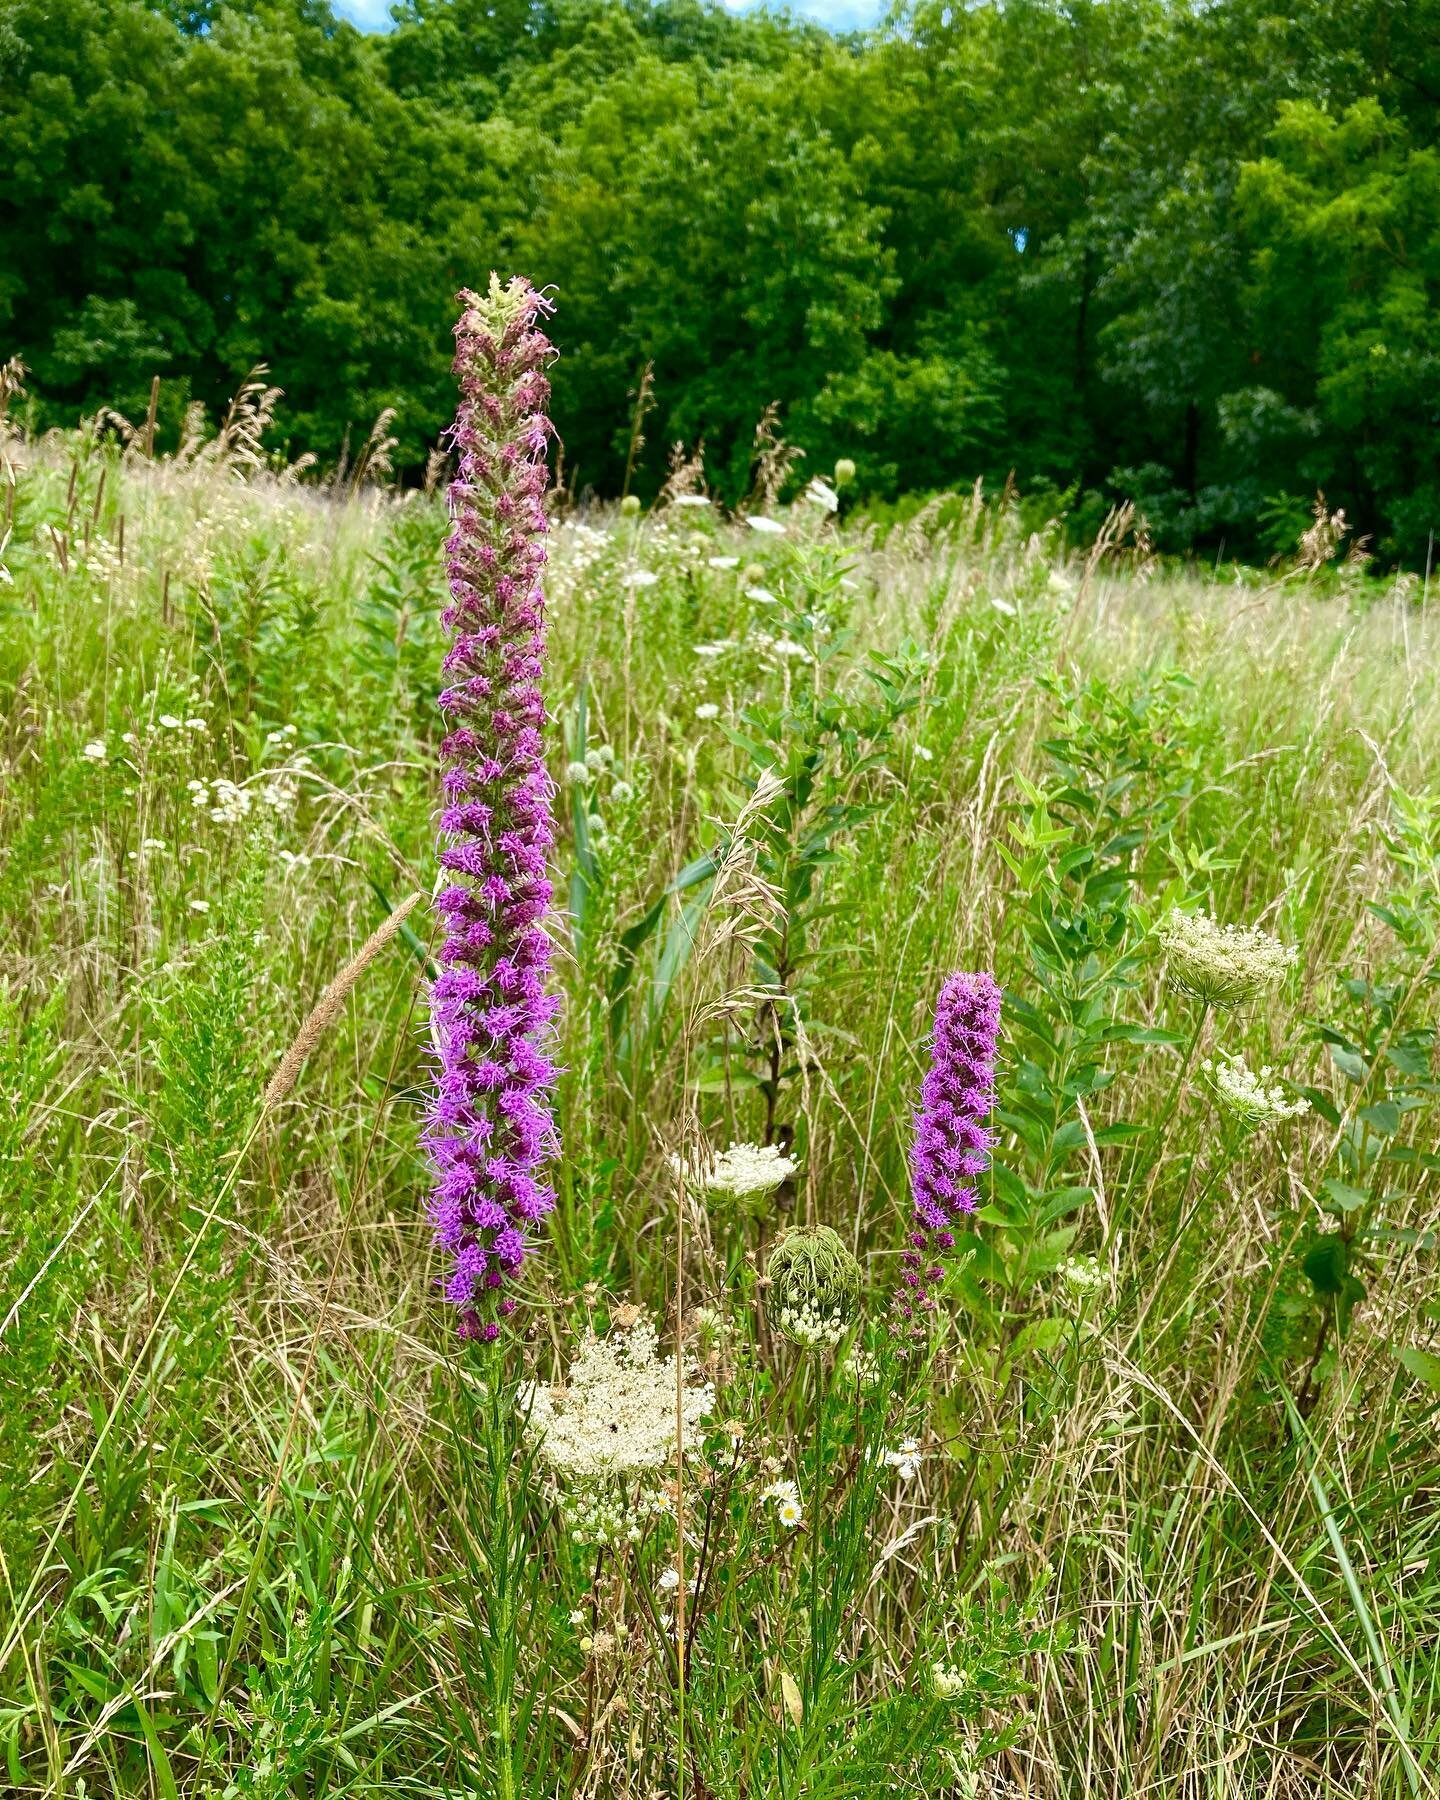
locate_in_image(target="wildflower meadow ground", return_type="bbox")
[1,322,1438,1798]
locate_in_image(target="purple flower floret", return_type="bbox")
[425,277,560,1342]
[898,972,1001,1326]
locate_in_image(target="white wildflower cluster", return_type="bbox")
[522,1319,713,1483]
[558,1481,671,1549]
[673,493,711,510]
[928,1661,969,1700]
[83,740,107,763]
[838,1344,881,1390]
[670,1141,798,1202]
[190,778,252,825]
[774,1292,848,1349]
[82,536,123,590]
[804,477,839,514]
[751,629,812,666]
[745,515,786,536]
[761,1478,804,1529]
[1159,909,1296,1007]
[1202,1052,1311,1129]
[694,702,721,722]
[260,772,298,815]
[882,1438,922,1481]
[1059,1255,1107,1294]
[707,555,739,571]
[622,567,659,589]
[551,520,611,580]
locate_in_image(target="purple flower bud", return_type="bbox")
[427,277,560,1342]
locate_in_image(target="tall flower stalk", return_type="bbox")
[898,971,1001,1326]
[425,277,560,1342]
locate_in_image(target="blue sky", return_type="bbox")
[333,0,886,34]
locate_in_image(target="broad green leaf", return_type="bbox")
[1397,1347,1440,1390]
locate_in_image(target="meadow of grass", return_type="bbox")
[1,404,1438,1798]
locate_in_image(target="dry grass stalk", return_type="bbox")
[206,364,283,477]
[657,436,707,508]
[622,359,655,500]
[744,400,804,513]
[262,891,424,1109]
[349,407,399,494]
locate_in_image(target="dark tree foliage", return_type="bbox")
[3,0,1438,559]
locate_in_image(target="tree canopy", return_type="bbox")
[3,0,1438,560]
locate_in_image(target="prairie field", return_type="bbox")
[1,415,1438,1800]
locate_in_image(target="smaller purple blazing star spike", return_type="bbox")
[897,972,1001,1329]
[424,276,561,1343]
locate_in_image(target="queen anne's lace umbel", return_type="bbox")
[522,1320,714,1481]
[425,278,560,1341]
[1159,910,1296,1008]
[670,1140,799,1202]
[1203,1051,1311,1128]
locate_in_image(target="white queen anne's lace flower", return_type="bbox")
[1159,909,1296,1007]
[521,1319,712,1481]
[929,1661,968,1700]
[670,1141,798,1200]
[1202,1052,1311,1129]
[1059,1255,1107,1293]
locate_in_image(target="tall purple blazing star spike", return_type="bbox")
[898,972,1001,1327]
[424,276,561,1343]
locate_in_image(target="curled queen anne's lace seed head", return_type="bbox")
[424,277,561,1342]
[766,1226,861,1349]
[1159,909,1296,1008]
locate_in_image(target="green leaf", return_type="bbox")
[1303,1235,1349,1295]
[1397,1347,1440,1390]
[779,1667,804,1728]
[1329,1044,1369,1083]
[1010,1317,1067,1358]
[1320,1178,1369,1215]
[1359,1101,1401,1137]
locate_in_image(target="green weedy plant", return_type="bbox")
[353,496,446,741]
[221,1602,339,1800]
[1291,788,1440,1399]
[0,987,77,1570]
[700,547,926,1140]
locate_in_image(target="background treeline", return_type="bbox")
[3,0,1438,561]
